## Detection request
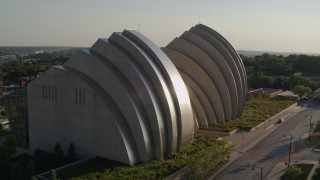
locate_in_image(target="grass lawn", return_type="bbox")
[57,135,231,180]
[202,97,295,132]
[305,121,320,149]
[304,133,320,149]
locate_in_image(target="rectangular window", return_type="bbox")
[55,87,57,100]
[48,86,51,99]
[42,85,44,98]
[82,90,85,104]
[75,89,85,103]
[45,86,48,99]
[75,89,78,102]
[79,89,82,103]
[51,86,53,99]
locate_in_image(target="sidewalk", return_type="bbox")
[209,105,307,179]
[265,159,318,180]
[265,132,315,180]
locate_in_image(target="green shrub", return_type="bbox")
[0,136,16,179]
[1,110,7,117]
[58,135,230,179]
[284,166,303,180]
[0,130,11,137]
[314,121,320,132]
[204,98,295,131]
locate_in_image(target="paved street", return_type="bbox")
[212,100,320,180]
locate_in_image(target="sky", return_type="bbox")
[1,0,320,54]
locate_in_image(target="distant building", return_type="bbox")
[35,50,44,54]
[276,90,300,101]
[313,88,320,101]
[248,88,300,101]
[4,84,20,93]
[0,119,10,130]
[294,72,302,76]
[248,88,282,98]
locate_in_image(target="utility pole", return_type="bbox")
[309,115,312,141]
[242,132,245,149]
[252,165,263,180]
[284,134,293,168]
[305,114,313,141]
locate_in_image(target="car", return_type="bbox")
[278,118,284,124]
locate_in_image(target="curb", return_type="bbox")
[209,103,304,179]
[310,148,320,152]
[208,151,242,179]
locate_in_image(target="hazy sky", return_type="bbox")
[1,0,320,53]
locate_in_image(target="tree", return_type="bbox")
[11,161,23,180]
[54,143,64,167]
[67,142,76,163]
[251,76,274,88]
[32,148,51,173]
[0,136,16,179]
[292,85,312,98]
[49,169,60,180]
[283,166,304,180]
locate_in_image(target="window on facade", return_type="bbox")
[75,89,85,104]
[55,87,57,100]
[45,86,48,99]
[79,89,82,103]
[82,90,85,103]
[75,89,78,102]
[42,85,44,98]
[48,86,51,99]
[42,85,57,100]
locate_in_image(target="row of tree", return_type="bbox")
[241,53,320,92]
[242,53,320,76]
[0,136,15,180]
[0,51,74,84]
[0,47,81,56]
[0,137,77,180]
[1,51,319,96]
[249,75,319,91]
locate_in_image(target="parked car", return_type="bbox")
[278,118,284,124]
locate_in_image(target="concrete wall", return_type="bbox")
[28,67,132,164]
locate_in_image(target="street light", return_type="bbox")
[283,134,293,168]
[252,165,263,180]
[305,115,312,141]
[242,132,245,149]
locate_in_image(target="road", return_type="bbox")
[213,100,320,180]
